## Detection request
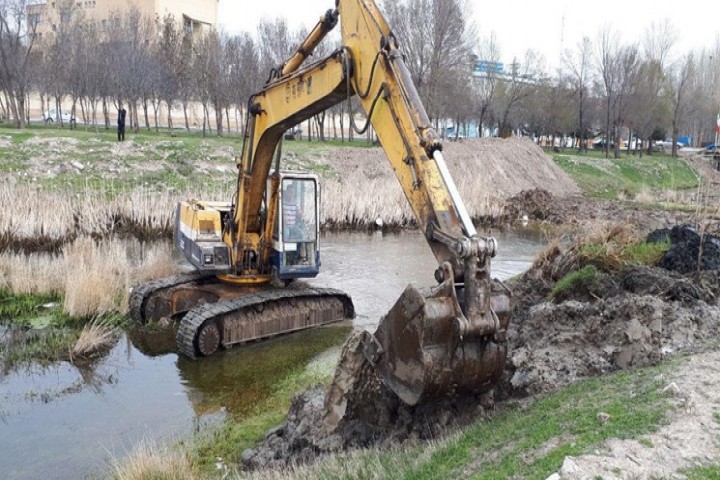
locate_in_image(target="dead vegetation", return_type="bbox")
[109,440,197,480]
[0,237,180,317]
[70,318,120,359]
[319,138,579,228]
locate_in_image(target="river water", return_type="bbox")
[0,231,542,480]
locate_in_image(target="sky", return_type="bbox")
[217,0,719,69]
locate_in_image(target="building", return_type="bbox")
[27,0,218,39]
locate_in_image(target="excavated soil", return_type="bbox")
[243,225,720,471]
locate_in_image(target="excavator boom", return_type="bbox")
[131,0,511,405]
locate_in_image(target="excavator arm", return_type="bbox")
[223,0,510,405]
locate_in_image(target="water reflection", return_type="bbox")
[0,230,543,480]
[176,326,351,420]
[308,230,543,328]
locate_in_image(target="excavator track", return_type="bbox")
[177,287,354,359]
[129,272,216,325]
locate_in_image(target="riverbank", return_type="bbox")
[2,127,720,478]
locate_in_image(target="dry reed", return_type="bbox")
[109,440,196,480]
[0,237,180,317]
[71,318,120,358]
[63,237,131,317]
[0,250,65,296]
[0,183,230,252]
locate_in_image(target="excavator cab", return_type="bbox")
[269,173,321,281]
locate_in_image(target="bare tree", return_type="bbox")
[563,37,593,150]
[383,0,475,122]
[0,0,39,128]
[595,26,621,157]
[493,51,544,137]
[610,43,640,157]
[668,53,695,157]
[471,33,501,137]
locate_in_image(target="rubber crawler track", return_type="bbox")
[177,287,354,359]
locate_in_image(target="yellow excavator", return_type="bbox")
[130,0,511,406]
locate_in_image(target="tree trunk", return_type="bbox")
[202,103,207,137]
[102,97,110,129]
[142,99,150,130]
[183,101,190,131]
[331,111,337,140]
[16,94,26,128]
[166,100,175,136]
[152,100,160,132]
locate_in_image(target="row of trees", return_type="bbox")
[1,0,719,155]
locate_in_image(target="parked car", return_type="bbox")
[43,109,76,126]
[592,139,614,150]
[654,139,684,152]
[704,144,717,152]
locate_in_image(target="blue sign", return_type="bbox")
[474,60,504,75]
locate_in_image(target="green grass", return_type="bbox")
[0,125,372,195]
[579,239,671,269]
[685,465,720,479]
[0,289,61,321]
[553,151,699,199]
[549,265,599,301]
[622,240,671,265]
[0,290,127,368]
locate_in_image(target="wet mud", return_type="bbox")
[243,225,720,470]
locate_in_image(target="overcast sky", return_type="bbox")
[218,0,719,68]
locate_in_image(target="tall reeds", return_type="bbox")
[0,237,180,317]
[0,183,231,252]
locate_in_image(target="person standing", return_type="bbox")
[117,103,127,142]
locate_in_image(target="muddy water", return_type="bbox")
[0,231,542,480]
[308,230,542,328]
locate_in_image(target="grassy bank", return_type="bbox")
[111,351,681,479]
[552,150,700,200]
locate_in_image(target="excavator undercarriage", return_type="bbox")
[129,275,354,358]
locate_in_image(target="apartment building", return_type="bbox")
[27,0,218,38]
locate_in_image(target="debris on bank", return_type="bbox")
[242,224,720,471]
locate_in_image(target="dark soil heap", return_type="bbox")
[243,225,720,471]
[507,225,720,396]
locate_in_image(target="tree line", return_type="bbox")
[1,0,719,156]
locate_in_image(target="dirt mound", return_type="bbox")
[503,188,558,222]
[317,138,580,227]
[242,350,493,470]
[505,224,720,396]
[653,225,720,274]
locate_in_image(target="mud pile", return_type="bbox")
[499,189,697,230]
[243,225,720,470]
[506,225,720,396]
[243,349,493,470]
[656,225,720,273]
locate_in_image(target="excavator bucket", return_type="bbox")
[360,264,512,406]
